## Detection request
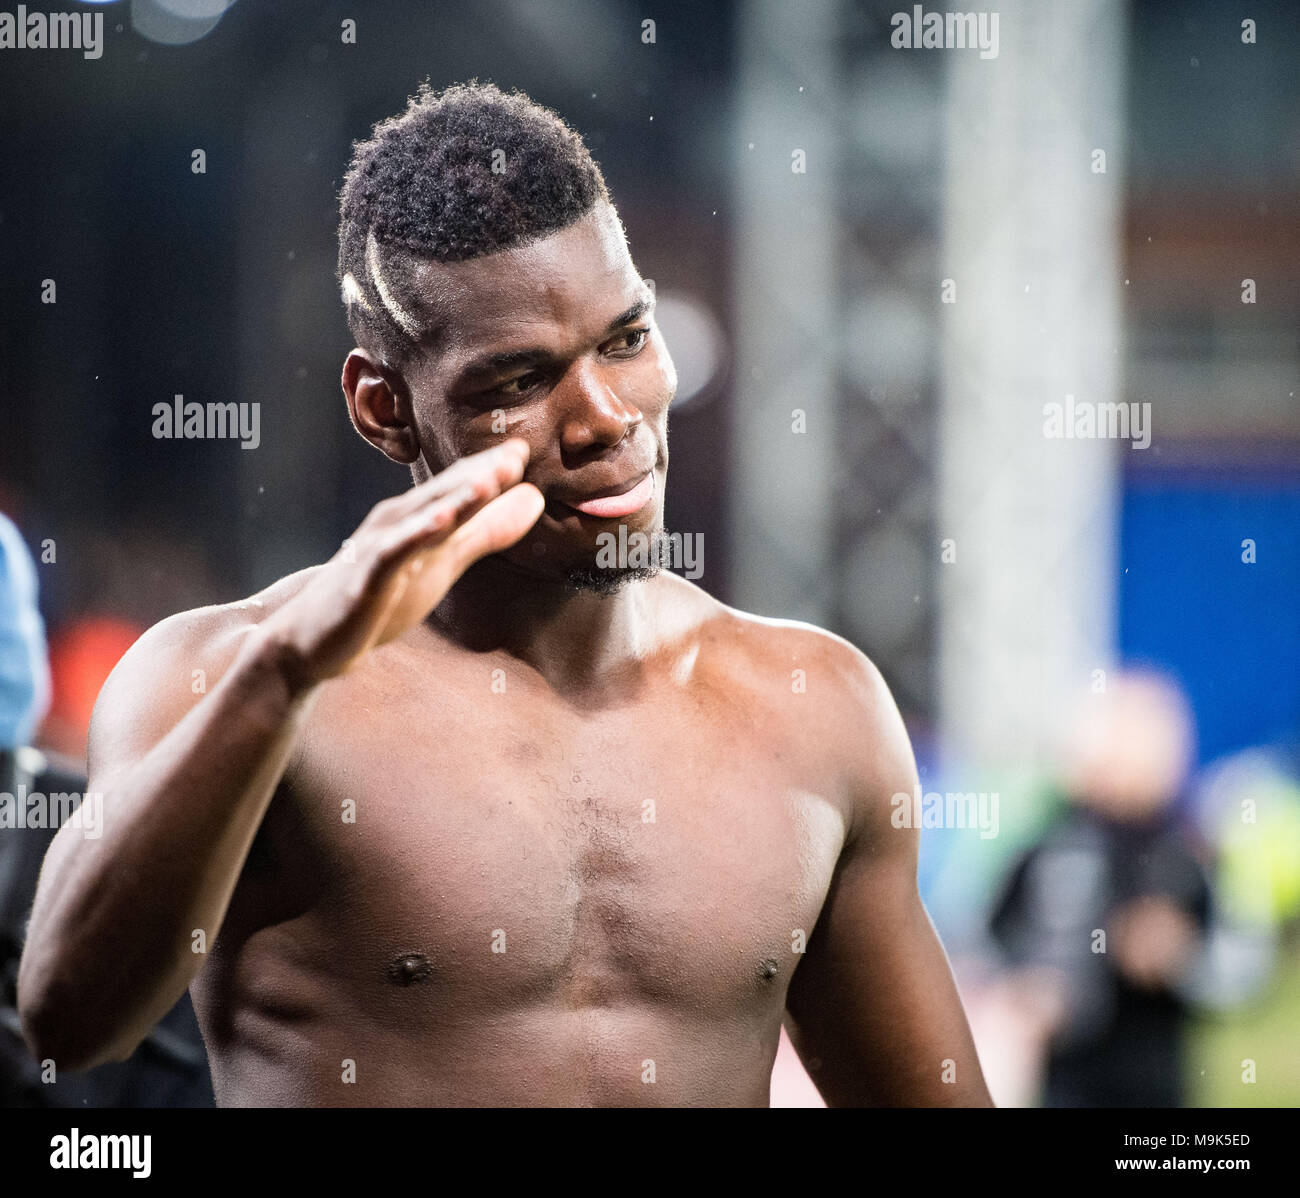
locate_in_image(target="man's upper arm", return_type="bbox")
[782,643,993,1107]
[85,607,246,796]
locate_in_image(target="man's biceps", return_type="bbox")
[87,678,202,792]
[833,829,921,910]
[88,693,172,783]
[89,619,237,765]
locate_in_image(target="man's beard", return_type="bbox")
[560,525,675,596]
[562,562,660,596]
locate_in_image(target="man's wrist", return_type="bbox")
[232,620,320,712]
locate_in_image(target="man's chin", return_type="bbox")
[488,540,657,595]
[495,512,673,594]
[562,563,660,597]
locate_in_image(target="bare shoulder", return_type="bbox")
[86,567,323,786]
[97,566,322,692]
[658,572,898,722]
[658,573,917,837]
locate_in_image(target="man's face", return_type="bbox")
[404,202,675,589]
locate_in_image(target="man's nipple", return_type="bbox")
[387,952,433,986]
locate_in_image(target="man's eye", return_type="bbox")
[608,328,649,356]
[495,371,544,397]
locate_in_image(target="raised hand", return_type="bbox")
[258,438,543,689]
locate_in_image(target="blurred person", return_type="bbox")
[17,83,991,1107]
[0,515,49,753]
[0,514,212,1106]
[989,670,1213,1107]
[0,511,55,1096]
[1197,748,1300,938]
[1184,747,1300,1009]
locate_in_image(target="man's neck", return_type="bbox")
[431,555,657,694]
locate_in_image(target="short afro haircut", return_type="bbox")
[337,79,612,369]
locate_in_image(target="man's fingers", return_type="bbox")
[442,483,546,570]
[367,479,543,594]
[375,439,535,562]
[379,439,530,523]
[369,481,486,577]
[364,484,544,650]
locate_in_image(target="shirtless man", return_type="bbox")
[18,82,991,1107]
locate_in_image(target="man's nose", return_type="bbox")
[557,361,642,456]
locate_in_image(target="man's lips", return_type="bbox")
[554,472,655,519]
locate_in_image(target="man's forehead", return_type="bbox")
[412,204,638,342]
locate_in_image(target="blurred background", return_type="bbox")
[1,0,1297,1107]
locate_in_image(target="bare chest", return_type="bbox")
[225,653,848,1022]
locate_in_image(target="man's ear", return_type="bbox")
[341,348,421,464]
